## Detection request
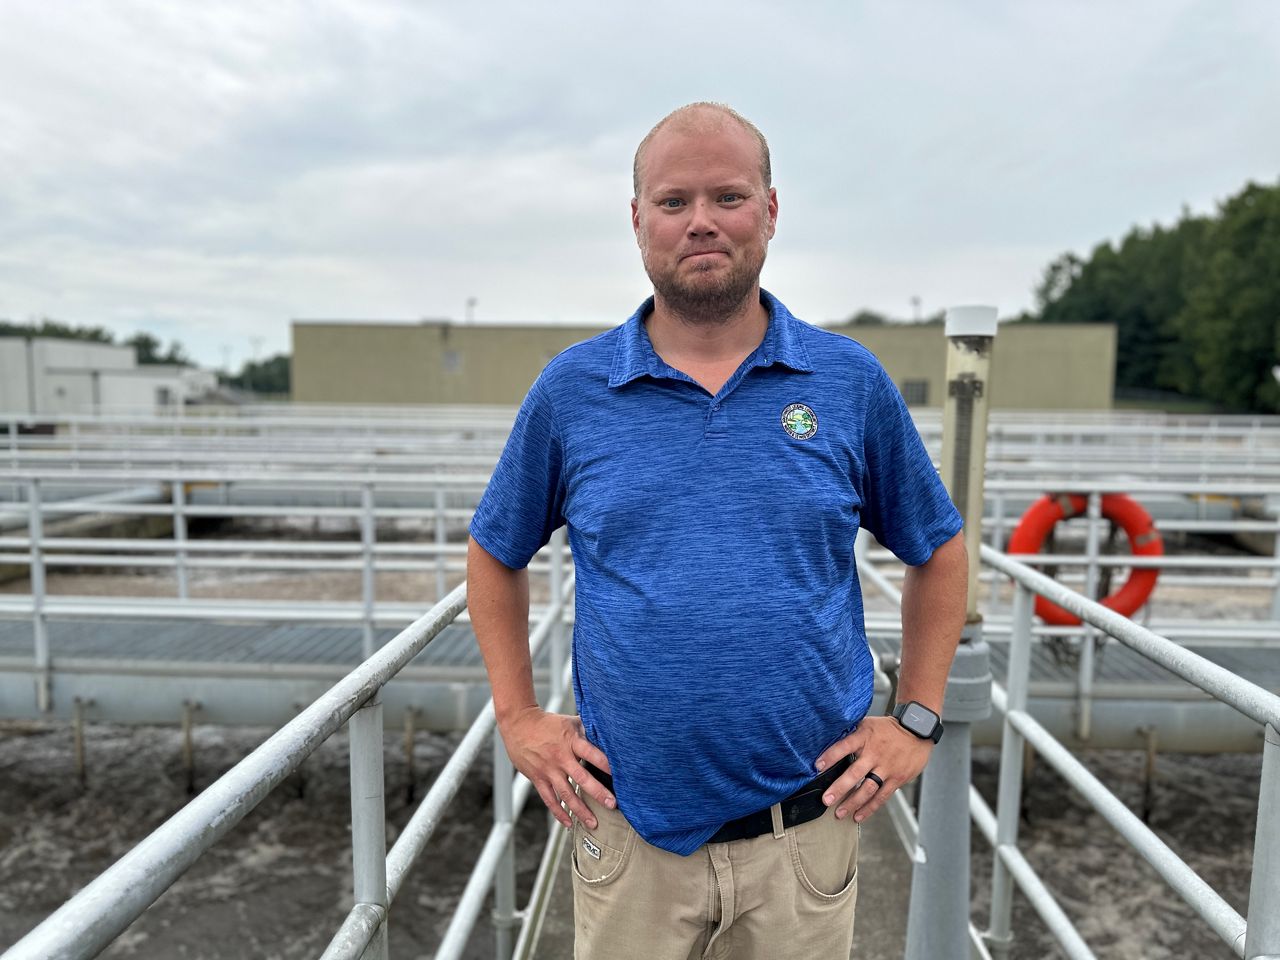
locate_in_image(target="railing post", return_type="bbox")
[984,583,1035,959]
[173,477,189,601]
[28,477,51,712]
[7,417,17,503]
[361,483,376,658]
[492,735,518,960]
[905,305,996,960]
[1077,490,1102,741]
[349,691,389,960]
[1245,723,1280,959]
[1269,496,1280,624]
[1271,524,1280,622]
[549,527,567,701]
[435,487,447,602]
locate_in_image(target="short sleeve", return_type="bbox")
[469,376,567,570]
[859,365,963,566]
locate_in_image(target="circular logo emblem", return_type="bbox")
[780,402,818,440]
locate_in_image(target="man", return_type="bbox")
[467,102,967,959]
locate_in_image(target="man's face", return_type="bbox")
[631,119,778,320]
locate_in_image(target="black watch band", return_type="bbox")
[893,700,944,743]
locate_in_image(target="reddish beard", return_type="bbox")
[643,246,768,324]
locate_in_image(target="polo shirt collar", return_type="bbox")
[608,289,814,389]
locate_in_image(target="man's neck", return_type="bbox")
[645,287,769,368]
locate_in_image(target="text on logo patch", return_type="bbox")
[780,402,818,440]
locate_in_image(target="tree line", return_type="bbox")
[1014,179,1280,413]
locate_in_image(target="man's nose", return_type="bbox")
[686,198,718,236]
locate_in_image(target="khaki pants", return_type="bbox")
[570,788,859,960]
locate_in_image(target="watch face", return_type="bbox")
[903,703,936,735]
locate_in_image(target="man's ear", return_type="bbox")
[631,197,641,240]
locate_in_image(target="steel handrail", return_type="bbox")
[854,537,1280,959]
[978,544,1280,960]
[0,581,469,960]
[981,545,1280,728]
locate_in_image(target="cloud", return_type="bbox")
[0,0,1277,369]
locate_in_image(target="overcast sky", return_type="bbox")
[1,1,1277,371]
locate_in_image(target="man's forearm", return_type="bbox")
[895,531,968,712]
[467,536,538,725]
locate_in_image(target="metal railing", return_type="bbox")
[1,530,576,960]
[979,544,1280,959]
[858,537,1280,960]
[5,464,1276,736]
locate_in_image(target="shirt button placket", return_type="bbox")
[705,399,727,439]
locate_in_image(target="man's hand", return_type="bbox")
[500,706,616,830]
[813,715,935,824]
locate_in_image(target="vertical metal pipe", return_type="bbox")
[434,488,447,602]
[991,485,1007,618]
[361,484,376,659]
[937,305,997,620]
[404,706,417,804]
[173,479,189,601]
[349,692,389,960]
[905,705,974,960]
[1271,529,1280,622]
[984,584,1034,959]
[7,417,17,503]
[492,735,518,960]
[28,478,50,712]
[905,305,996,960]
[1245,723,1280,960]
[72,696,88,787]
[1077,491,1102,741]
[182,700,199,795]
[1141,726,1158,823]
[549,528,567,701]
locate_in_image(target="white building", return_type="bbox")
[0,337,219,416]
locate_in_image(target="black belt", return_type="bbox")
[580,755,852,844]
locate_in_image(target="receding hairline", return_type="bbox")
[632,102,771,198]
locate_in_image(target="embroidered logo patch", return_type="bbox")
[581,834,602,860]
[780,403,818,440]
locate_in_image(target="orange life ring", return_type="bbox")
[1006,493,1163,626]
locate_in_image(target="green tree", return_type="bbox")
[0,318,115,342]
[846,309,888,326]
[1035,216,1210,394]
[227,353,291,394]
[1024,179,1280,412]
[1170,183,1280,412]
[122,332,192,366]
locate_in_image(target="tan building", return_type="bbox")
[291,317,1115,410]
[826,321,1116,410]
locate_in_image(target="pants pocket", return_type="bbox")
[570,793,634,887]
[787,809,859,901]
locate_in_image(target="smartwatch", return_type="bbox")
[893,700,944,743]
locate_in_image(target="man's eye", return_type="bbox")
[661,198,684,208]
[720,193,742,203]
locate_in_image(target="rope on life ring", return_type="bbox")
[1006,493,1163,626]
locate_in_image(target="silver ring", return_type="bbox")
[865,772,884,789]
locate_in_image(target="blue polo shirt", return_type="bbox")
[470,291,961,855]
